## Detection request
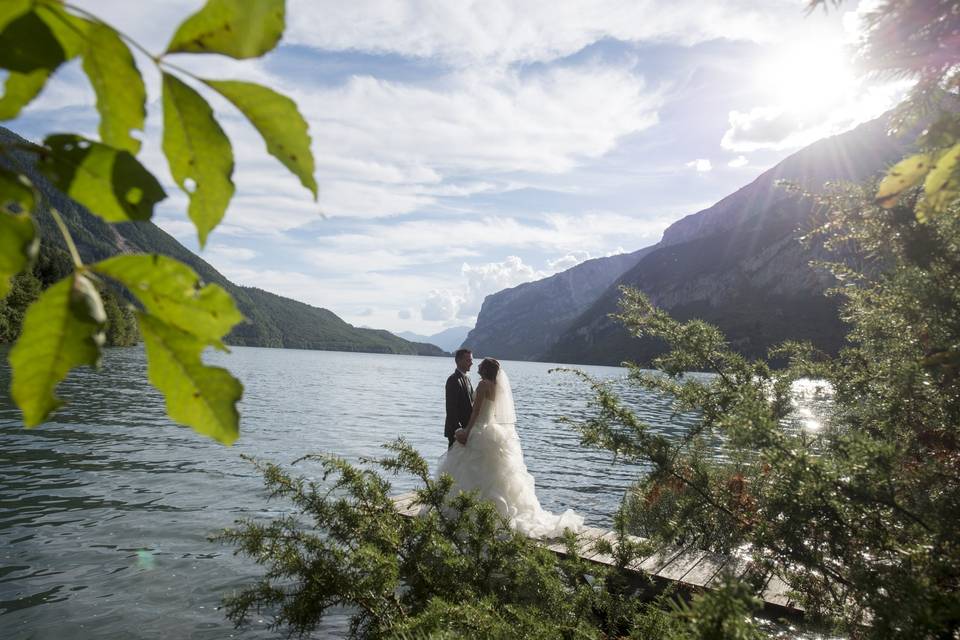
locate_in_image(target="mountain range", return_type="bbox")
[395,326,470,353]
[0,127,445,357]
[465,115,913,366]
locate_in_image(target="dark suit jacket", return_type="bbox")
[445,370,474,445]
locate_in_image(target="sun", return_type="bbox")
[755,43,858,118]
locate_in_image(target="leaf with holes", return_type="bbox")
[92,254,243,345]
[9,273,107,426]
[876,153,932,209]
[162,73,234,246]
[138,312,242,444]
[165,0,284,60]
[0,0,31,31]
[205,79,317,199]
[919,142,960,219]
[0,4,88,120]
[0,69,49,120]
[40,134,166,223]
[0,168,38,299]
[82,21,146,154]
[35,2,88,59]
[0,9,65,74]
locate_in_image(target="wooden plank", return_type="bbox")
[634,544,686,575]
[391,491,420,516]
[705,554,752,587]
[388,494,803,615]
[391,491,416,508]
[543,526,608,557]
[762,573,802,611]
[656,548,708,582]
[581,531,619,565]
[678,552,728,587]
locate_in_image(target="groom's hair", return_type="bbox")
[478,358,500,381]
[454,348,472,361]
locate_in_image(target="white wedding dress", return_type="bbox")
[434,370,584,538]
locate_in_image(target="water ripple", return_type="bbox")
[0,346,683,638]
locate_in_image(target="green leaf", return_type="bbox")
[205,79,317,200]
[0,166,34,214]
[0,0,31,32]
[0,10,66,73]
[91,254,243,345]
[0,211,37,300]
[162,73,234,246]
[40,134,166,223]
[9,273,106,427]
[165,0,285,60]
[0,4,89,119]
[137,312,241,444]
[920,141,960,218]
[0,169,37,298]
[35,3,88,60]
[0,68,49,120]
[82,21,146,154]
[875,153,932,208]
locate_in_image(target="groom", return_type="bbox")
[444,348,474,447]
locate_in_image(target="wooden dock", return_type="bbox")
[390,491,803,616]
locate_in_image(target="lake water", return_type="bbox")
[0,346,699,639]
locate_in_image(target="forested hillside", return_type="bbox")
[0,127,444,357]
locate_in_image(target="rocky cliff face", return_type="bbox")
[464,248,653,360]
[468,115,914,366]
[544,117,911,366]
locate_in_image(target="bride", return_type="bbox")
[435,357,584,539]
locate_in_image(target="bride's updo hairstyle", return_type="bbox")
[478,357,500,381]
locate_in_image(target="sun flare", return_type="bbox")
[756,43,858,118]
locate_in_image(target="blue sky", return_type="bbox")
[10,0,905,335]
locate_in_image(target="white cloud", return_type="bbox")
[728,155,749,168]
[461,256,542,316]
[304,211,669,275]
[205,245,259,262]
[422,289,466,321]
[547,250,592,271]
[290,65,661,218]
[288,0,805,66]
[686,158,712,172]
[420,256,544,322]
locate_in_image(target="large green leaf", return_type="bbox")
[0,213,37,300]
[205,79,317,199]
[0,5,88,120]
[82,21,146,154]
[35,3,88,59]
[9,273,106,427]
[40,134,166,223]
[0,166,34,214]
[162,73,234,246]
[919,141,960,219]
[876,153,932,209]
[0,167,37,298]
[0,0,31,31]
[137,312,241,444]
[165,0,285,60]
[92,254,243,345]
[0,69,49,120]
[0,10,66,73]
